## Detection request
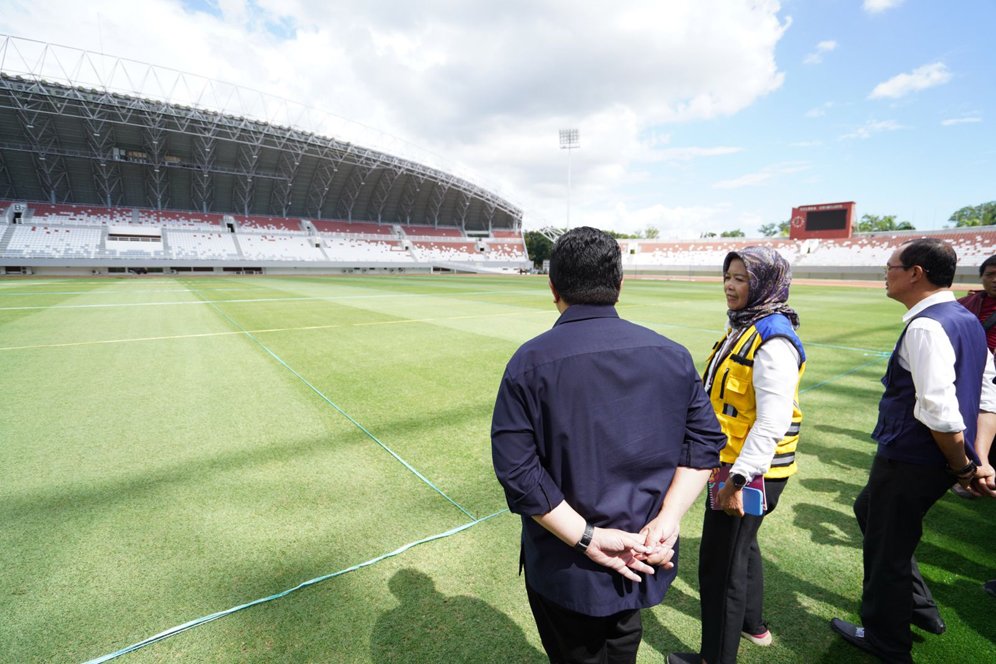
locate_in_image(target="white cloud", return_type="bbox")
[655,146,744,161]
[591,202,745,238]
[863,0,905,14]
[941,116,982,126]
[712,162,810,189]
[713,172,772,189]
[869,62,951,99]
[0,0,790,232]
[803,40,837,65]
[805,102,834,118]
[839,119,905,140]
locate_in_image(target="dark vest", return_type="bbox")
[872,300,987,466]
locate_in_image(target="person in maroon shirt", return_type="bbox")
[958,254,996,473]
[957,254,996,595]
[958,255,996,352]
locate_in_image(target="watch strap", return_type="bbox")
[574,523,594,552]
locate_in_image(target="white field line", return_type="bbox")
[0,289,539,311]
[0,309,551,352]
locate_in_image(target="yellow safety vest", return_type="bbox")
[703,317,805,479]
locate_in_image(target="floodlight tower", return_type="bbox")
[559,128,580,228]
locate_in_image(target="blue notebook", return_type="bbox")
[708,466,767,517]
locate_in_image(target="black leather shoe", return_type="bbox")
[830,618,890,660]
[911,613,945,635]
[666,653,700,664]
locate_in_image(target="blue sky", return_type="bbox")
[646,0,995,234]
[0,0,992,236]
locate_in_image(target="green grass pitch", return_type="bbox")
[0,274,993,663]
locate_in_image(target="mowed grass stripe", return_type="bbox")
[0,278,506,661]
[189,281,537,517]
[0,288,544,311]
[1,275,992,664]
[0,309,553,353]
[184,281,480,521]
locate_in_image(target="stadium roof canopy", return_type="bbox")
[0,36,521,231]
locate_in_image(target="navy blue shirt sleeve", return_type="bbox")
[491,367,566,516]
[681,364,726,468]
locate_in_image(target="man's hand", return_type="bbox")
[968,463,996,498]
[716,481,744,517]
[638,516,679,568]
[584,527,656,582]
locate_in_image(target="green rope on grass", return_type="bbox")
[196,291,477,521]
[83,510,508,664]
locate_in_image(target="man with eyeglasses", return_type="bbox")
[831,238,996,663]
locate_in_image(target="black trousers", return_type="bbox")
[698,478,787,664]
[853,455,951,664]
[526,584,643,664]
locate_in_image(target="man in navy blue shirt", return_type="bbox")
[492,226,725,663]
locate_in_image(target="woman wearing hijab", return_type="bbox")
[668,246,806,664]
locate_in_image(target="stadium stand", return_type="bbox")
[166,230,241,260]
[104,239,166,259]
[323,237,414,262]
[312,220,396,236]
[2,200,991,277]
[483,238,529,261]
[137,209,225,229]
[236,216,306,233]
[410,240,481,262]
[2,225,102,259]
[237,233,327,261]
[401,224,464,238]
[30,203,132,226]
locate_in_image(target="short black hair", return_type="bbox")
[898,238,957,288]
[979,254,996,276]
[549,226,622,305]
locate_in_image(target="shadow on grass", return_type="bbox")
[806,378,883,404]
[798,477,864,507]
[642,518,864,661]
[640,580,700,657]
[792,502,860,548]
[370,569,544,663]
[804,428,876,473]
[927,576,996,649]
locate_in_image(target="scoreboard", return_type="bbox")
[789,202,854,239]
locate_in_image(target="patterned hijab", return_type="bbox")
[724,246,800,329]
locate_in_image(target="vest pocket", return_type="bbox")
[721,416,750,440]
[725,375,748,395]
[872,401,913,446]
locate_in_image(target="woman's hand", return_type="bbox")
[716,481,744,517]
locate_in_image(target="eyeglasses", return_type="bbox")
[884,263,909,275]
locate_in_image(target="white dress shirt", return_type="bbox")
[898,290,996,433]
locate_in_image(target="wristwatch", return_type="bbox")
[574,523,594,552]
[730,473,749,490]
